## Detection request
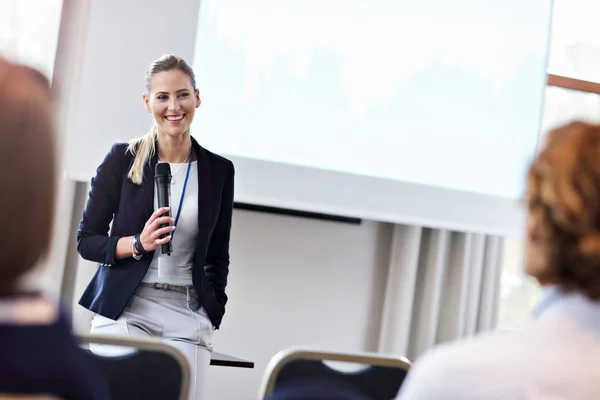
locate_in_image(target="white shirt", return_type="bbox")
[397,285,600,400]
[142,161,198,286]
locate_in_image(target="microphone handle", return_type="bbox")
[156,181,173,255]
[161,241,173,256]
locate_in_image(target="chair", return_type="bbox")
[0,397,62,400]
[259,348,411,400]
[78,334,190,400]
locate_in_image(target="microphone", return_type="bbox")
[155,162,172,255]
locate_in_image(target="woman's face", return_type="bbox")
[143,69,200,139]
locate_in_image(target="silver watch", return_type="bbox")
[132,235,143,260]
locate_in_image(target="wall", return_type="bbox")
[67,189,392,399]
[205,210,391,399]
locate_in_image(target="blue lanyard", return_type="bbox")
[171,151,193,240]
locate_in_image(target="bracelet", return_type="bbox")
[131,235,143,260]
[134,233,148,255]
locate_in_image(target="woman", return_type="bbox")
[0,59,109,398]
[397,121,600,399]
[77,54,235,400]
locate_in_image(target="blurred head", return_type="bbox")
[525,121,600,299]
[142,54,200,140]
[0,59,55,294]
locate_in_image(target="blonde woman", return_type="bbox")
[77,54,234,400]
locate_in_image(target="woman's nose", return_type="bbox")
[168,99,180,110]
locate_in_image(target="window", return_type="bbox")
[541,86,600,129]
[548,0,600,82]
[498,0,600,329]
[543,0,600,139]
[0,0,64,79]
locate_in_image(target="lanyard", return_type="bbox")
[171,151,193,240]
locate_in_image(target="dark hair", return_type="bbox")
[144,54,196,94]
[0,60,55,293]
[127,55,197,184]
[526,121,600,299]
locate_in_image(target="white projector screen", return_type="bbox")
[191,0,553,235]
[61,0,552,236]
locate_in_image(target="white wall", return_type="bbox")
[69,198,392,399]
[205,210,391,399]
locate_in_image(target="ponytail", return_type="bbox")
[127,123,158,185]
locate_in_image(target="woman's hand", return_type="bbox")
[138,207,176,252]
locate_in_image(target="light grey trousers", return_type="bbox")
[89,286,214,400]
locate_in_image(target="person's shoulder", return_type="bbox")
[397,342,476,399]
[109,142,133,158]
[93,142,132,179]
[200,145,235,171]
[98,142,132,165]
[398,330,524,399]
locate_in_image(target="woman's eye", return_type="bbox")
[179,93,189,98]
[157,95,168,100]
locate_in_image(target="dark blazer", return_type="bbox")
[77,137,234,329]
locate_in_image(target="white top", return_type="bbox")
[397,285,600,399]
[142,161,198,286]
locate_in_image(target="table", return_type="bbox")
[210,351,254,368]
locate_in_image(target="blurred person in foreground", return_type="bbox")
[398,121,600,399]
[0,58,109,399]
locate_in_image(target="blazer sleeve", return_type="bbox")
[204,160,235,306]
[76,143,126,265]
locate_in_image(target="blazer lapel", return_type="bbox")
[142,150,159,217]
[194,138,212,257]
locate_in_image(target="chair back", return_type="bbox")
[0,396,62,400]
[259,348,410,400]
[78,334,190,400]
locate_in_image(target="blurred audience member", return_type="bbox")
[398,121,600,399]
[0,58,109,399]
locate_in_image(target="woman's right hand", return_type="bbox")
[138,207,176,252]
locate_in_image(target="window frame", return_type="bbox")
[547,73,600,95]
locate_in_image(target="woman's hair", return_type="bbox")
[127,54,197,184]
[526,121,600,299]
[0,59,55,293]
